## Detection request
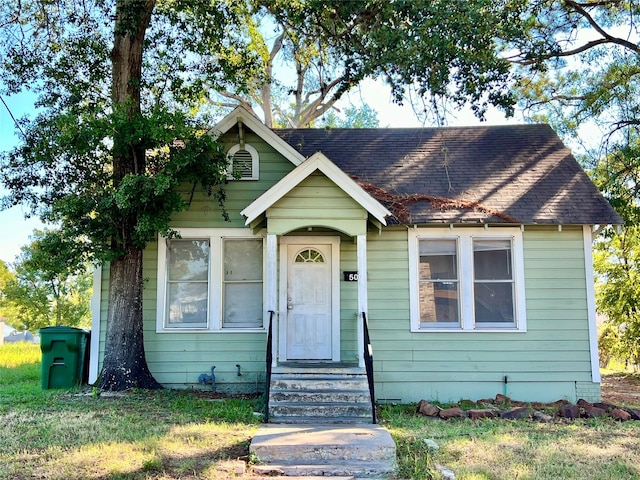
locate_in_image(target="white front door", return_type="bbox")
[279,238,340,361]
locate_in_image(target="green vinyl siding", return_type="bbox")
[172,128,296,229]
[96,222,596,400]
[366,226,597,403]
[339,239,359,362]
[95,263,110,376]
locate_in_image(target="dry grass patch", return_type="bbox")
[23,423,255,480]
[1,345,261,480]
[380,404,640,480]
[1,400,259,480]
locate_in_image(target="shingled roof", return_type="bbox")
[274,125,622,225]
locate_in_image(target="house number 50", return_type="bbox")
[343,271,359,282]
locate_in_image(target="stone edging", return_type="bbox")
[416,394,640,422]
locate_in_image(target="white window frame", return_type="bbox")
[408,227,527,333]
[156,228,266,333]
[227,144,259,180]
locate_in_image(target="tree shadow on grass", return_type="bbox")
[1,387,262,479]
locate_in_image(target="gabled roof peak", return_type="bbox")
[212,106,305,166]
[241,151,391,227]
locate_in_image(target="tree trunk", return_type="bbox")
[98,0,161,390]
[98,247,162,390]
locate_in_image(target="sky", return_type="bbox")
[0,91,44,264]
[0,79,518,265]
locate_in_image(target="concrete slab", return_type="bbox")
[247,477,355,480]
[250,424,397,477]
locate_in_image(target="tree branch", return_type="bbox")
[0,95,27,138]
[510,1,639,66]
[218,90,255,113]
[297,76,346,126]
[565,0,639,53]
[0,0,21,28]
[261,30,286,127]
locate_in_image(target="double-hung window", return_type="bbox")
[222,238,264,328]
[165,239,210,328]
[418,239,460,327]
[409,227,526,332]
[157,229,265,332]
[473,239,515,326]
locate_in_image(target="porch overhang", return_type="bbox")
[240,152,391,236]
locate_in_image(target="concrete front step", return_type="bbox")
[270,403,372,420]
[273,364,364,375]
[268,370,374,424]
[269,415,373,425]
[270,389,370,404]
[253,463,393,477]
[271,377,369,392]
[250,424,397,478]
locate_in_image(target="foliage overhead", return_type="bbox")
[210,0,532,126]
[509,1,640,149]
[0,1,265,261]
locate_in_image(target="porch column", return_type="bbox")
[357,234,368,368]
[267,233,278,368]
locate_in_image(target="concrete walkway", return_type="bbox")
[249,423,397,478]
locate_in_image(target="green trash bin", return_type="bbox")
[39,326,89,389]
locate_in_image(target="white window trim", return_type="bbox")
[408,227,527,333]
[156,228,266,333]
[227,144,259,180]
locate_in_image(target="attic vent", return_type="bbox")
[232,150,253,176]
[227,144,259,180]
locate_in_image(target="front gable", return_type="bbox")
[241,152,391,236]
[267,172,369,236]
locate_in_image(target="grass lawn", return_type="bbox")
[0,343,261,479]
[2,343,640,479]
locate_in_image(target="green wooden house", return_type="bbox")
[89,107,621,420]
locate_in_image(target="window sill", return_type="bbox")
[157,327,266,334]
[411,327,527,333]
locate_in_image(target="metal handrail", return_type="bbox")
[363,312,377,424]
[264,310,274,423]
